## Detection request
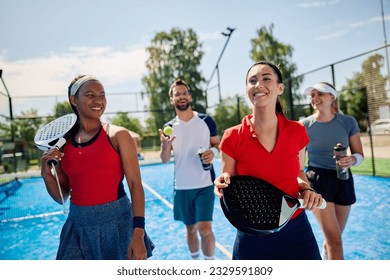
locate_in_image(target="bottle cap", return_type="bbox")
[334,143,346,151]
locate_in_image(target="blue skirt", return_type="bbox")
[233,212,321,260]
[56,196,154,260]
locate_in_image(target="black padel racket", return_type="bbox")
[34,114,78,214]
[220,175,326,236]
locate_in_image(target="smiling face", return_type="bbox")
[170,84,192,111]
[70,80,106,118]
[246,64,284,109]
[309,89,335,112]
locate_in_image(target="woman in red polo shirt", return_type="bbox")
[214,61,324,260]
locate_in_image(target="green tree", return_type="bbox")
[54,101,73,117]
[12,109,43,147]
[0,120,11,139]
[339,72,368,131]
[42,101,74,124]
[338,54,388,131]
[213,95,251,136]
[142,28,205,131]
[360,54,388,121]
[108,112,143,137]
[249,24,303,119]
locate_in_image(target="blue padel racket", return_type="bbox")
[220,175,326,236]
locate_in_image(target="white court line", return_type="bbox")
[142,181,232,259]
[0,211,64,223]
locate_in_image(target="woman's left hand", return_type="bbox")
[128,228,147,260]
[298,181,324,210]
[334,155,355,168]
[214,172,231,199]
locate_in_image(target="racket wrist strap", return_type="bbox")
[300,188,316,195]
[133,216,145,229]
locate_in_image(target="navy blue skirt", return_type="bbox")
[56,196,154,260]
[232,212,321,260]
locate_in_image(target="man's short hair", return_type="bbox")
[169,79,190,97]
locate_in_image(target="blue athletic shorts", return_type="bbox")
[173,185,215,225]
[306,166,356,206]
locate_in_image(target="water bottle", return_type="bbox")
[197,147,213,171]
[334,143,349,180]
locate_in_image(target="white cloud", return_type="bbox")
[0,45,148,97]
[316,14,390,41]
[199,31,224,41]
[299,0,339,8]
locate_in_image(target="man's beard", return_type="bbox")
[175,102,190,111]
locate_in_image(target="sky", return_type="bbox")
[0,0,389,119]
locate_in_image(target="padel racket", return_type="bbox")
[34,114,78,154]
[220,175,326,236]
[34,113,78,214]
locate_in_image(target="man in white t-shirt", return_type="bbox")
[159,79,220,260]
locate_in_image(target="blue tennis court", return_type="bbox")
[0,160,389,260]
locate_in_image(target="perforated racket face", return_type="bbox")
[221,175,299,236]
[34,114,77,150]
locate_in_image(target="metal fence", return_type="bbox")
[287,44,390,177]
[1,45,389,177]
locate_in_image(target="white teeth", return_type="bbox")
[254,93,266,97]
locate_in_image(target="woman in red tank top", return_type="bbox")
[40,75,154,260]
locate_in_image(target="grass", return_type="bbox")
[1,156,389,181]
[351,157,390,178]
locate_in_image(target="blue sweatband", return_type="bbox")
[133,216,145,229]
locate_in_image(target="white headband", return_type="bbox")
[304,83,337,97]
[70,75,98,96]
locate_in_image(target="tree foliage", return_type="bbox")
[339,54,388,131]
[213,95,251,136]
[249,24,303,119]
[142,28,206,131]
[12,109,43,146]
[339,72,368,131]
[360,54,388,121]
[108,112,143,137]
[54,101,73,117]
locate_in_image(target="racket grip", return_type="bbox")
[48,159,58,166]
[55,137,67,149]
[47,137,66,166]
[299,198,327,209]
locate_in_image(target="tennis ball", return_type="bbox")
[163,126,173,136]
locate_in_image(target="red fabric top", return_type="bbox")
[220,114,309,219]
[61,125,124,206]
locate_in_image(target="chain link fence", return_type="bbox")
[1,45,389,177]
[287,44,390,177]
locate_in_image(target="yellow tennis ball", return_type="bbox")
[163,126,173,136]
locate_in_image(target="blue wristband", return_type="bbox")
[133,216,145,229]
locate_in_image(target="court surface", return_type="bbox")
[0,160,389,260]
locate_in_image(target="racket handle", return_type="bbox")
[47,137,66,166]
[299,198,327,209]
[54,137,67,149]
[48,159,58,166]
